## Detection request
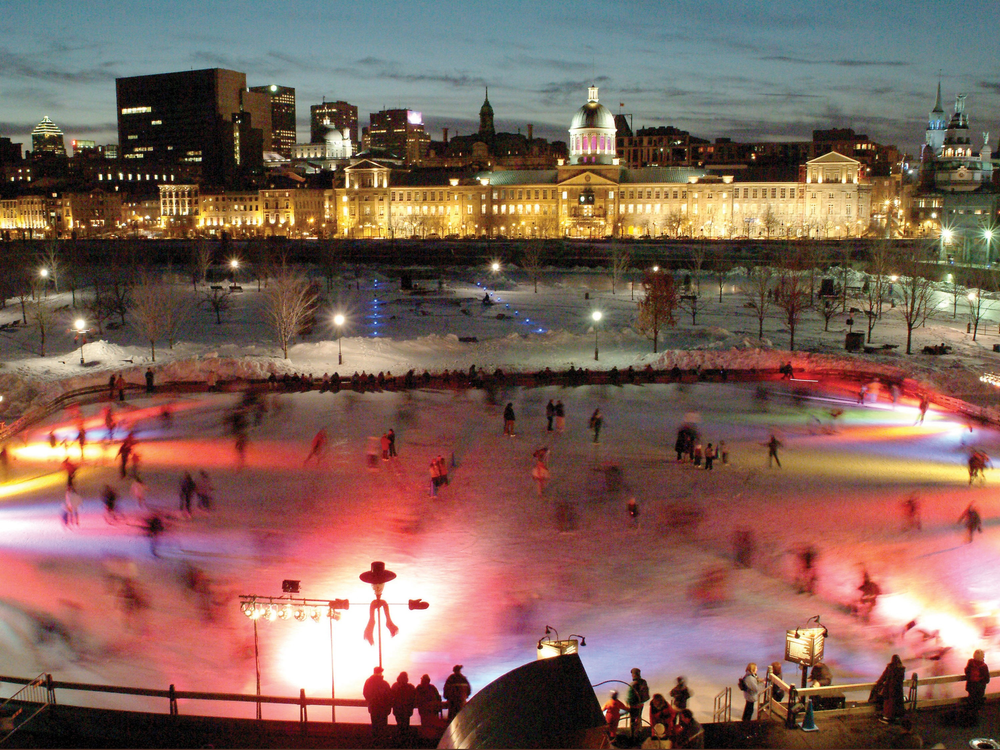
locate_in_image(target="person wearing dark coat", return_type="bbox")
[670,676,691,709]
[364,667,393,735]
[809,661,833,687]
[870,654,906,723]
[545,400,555,432]
[391,671,417,732]
[502,404,516,437]
[414,674,441,726]
[145,368,155,393]
[964,649,991,720]
[443,665,471,722]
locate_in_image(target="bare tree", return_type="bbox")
[744,264,775,340]
[520,243,544,293]
[608,244,631,295]
[860,274,883,343]
[29,299,52,356]
[264,268,319,358]
[634,270,678,353]
[966,267,994,342]
[664,210,684,238]
[687,245,707,294]
[708,249,734,303]
[819,298,839,332]
[130,272,171,361]
[190,241,213,290]
[894,250,937,355]
[868,240,893,320]
[201,287,231,325]
[760,205,781,240]
[774,269,810,351]
[106,268,134,327]
[38,241,61,293]
[679,290,704,325]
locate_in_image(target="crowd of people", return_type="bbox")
[363,664,469,740]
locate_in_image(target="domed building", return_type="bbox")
[568,87,616,166]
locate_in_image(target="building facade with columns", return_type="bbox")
[151,86,873,240]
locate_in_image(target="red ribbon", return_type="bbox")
[363,599,399,645]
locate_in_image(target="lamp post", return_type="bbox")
[941,227,953,264]
[230,258,240,285]
[333,313,345,365]
[591,310,602,361]
[984,228,995,266]
[74,318,87,365]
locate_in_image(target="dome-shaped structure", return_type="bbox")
[323,125,352,159]
[568,86,616,165]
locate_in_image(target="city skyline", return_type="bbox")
[1,0,998,155]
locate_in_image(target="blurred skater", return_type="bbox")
[304,428,328,465]
[959,503,983,543]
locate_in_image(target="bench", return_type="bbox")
[210,285,223,291]
[229,285,243,293]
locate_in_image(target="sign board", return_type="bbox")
[785,628,825,667]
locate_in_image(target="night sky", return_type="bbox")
[2,0,998,156]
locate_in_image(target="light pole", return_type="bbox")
[591,310,602,361]
[230,258,240,285]
[333,313,345,365]
[941,227,954,263]
[74,318,87,365]
[984,228,995,266]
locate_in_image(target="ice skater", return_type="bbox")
[901,494,921,532]
[195,470,214,510]
[235,432,249,470]
[916,395,930,425]
[503,403,516,437]
[555,401,565,432]
[387,428,397,457]
[179,472,195,516]
[959,503,983,543]
[63,488,81,527]
[532,448,551,496]
[588,409,603,443]
[968,450,991,485]
[765,434,782,468]
[304,428,328,465]
[545,400,555,432]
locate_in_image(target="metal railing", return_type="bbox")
[0,674,369,725]
[767,668,1000,729]
[0,673,54,746]
[712,686,731,723]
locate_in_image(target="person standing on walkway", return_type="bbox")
[415,674,441,727]
[602,689,628,743]
[704,443,715,470]
[964,649,990,721]
[115,373,126,402]
[364,666,393,737]
[391,671,416,733]
[443,665,471,722]
[916,395,930,425]
[145,368,155,394]
[589,408,603,443]
[626,667,649,739]
[871,654,906,724]
[546,400,555,432]
[766,434,782,468]
[739,663,762,723]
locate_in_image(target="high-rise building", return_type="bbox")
[363,109,428,165]
[31,116,66,156]
[116,68,269,187]
[310,101,358,146]
[251,84,295,157]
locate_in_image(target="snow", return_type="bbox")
[1,265,999,725]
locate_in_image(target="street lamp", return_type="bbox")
[333,313,345,365]
[229,258,240,285]
[74,318,87,365]
[984,228,995,265]
[591,310,602,361]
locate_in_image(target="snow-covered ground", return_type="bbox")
[1,265,999,725]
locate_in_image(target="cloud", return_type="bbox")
[0,47,121,84]
[535,77,611,106]
[352,58,487,88]
[979,81,1000,95]
[762,54,909,68]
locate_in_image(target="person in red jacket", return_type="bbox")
[602,689,627,742]
[964,649,991,720]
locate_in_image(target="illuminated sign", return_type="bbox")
[407,111,423,126]
[785,628,825,667]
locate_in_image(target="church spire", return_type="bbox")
[478,86,495,140]
[932,79,943,115]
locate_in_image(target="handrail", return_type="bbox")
[773,668,1000,728]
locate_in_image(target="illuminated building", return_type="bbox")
[913,84,999,260]
[310,101,358,147]
[251,84,296,158]
[335,87,871,240]
[116,68,269,187]
[31,116,66,156]
[362,109,429,165]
